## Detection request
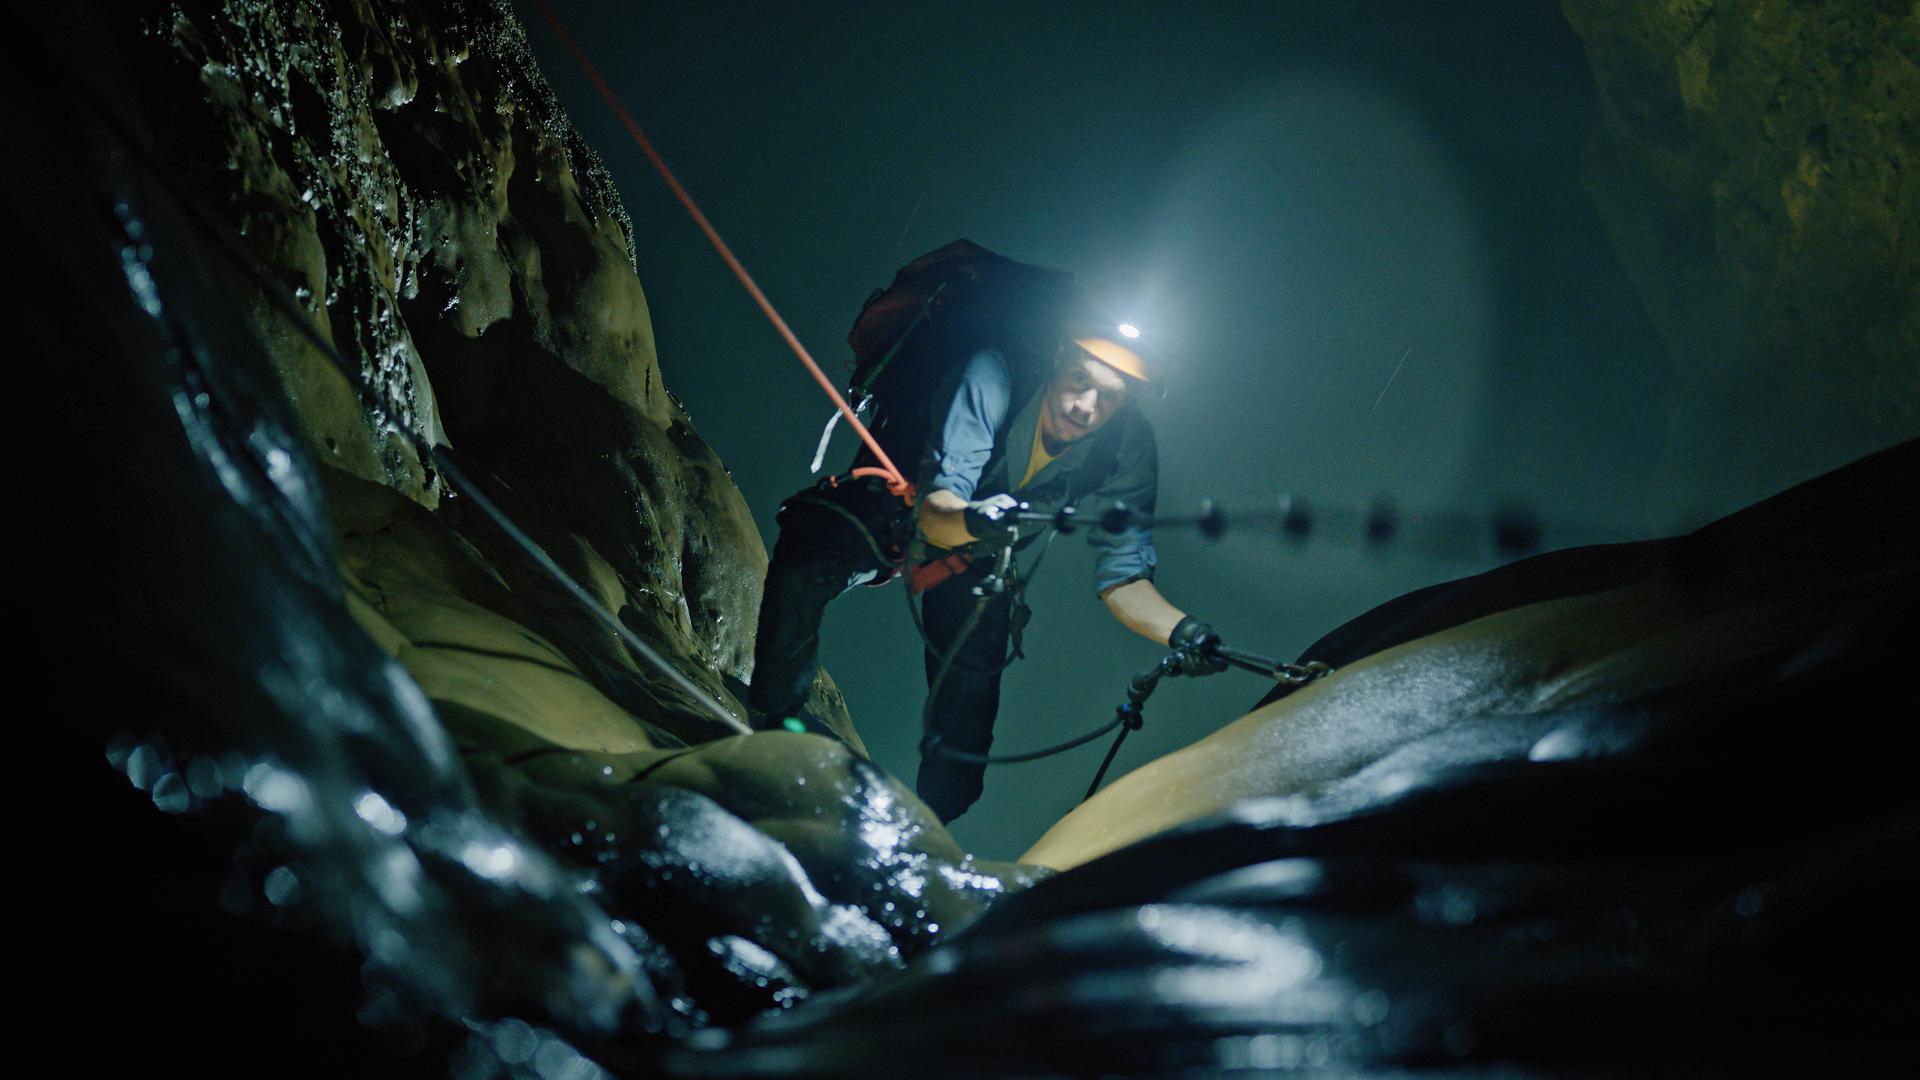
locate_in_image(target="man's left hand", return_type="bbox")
[1169,616,1228,676]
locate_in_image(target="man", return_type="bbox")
[750,317,1225,822]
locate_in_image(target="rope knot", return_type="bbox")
[849,466,916,504]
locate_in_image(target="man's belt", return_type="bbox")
[785,477,978,594]
[907,552,972,594]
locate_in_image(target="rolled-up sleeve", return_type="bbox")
[923,349,1012,502]
[1088,420,1160,592]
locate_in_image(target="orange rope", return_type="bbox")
[534,0,914,502]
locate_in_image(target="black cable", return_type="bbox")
[899,517,1179,770]
[923,714,1129,765]
[1083,720,1134,799]
[788,489,1033,678]
[793,483,1329,775]
[919,588,993,752]
[909,524,1150,767]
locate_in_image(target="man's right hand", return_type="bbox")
[962,493,1024,546]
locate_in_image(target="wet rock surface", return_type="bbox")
[48,87,1021,1077]
[1024,440,1917,870]
[680,442,1916,1076]
[36,0,1010,1070]
[30,0,1915,1075]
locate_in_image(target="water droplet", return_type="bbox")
[490,1019,538,1065]
[263,865,302,906]
[216,752,251,790]
[186,757,224,799]
[354,791,408,835]
[104,734,136,770]
[243,763,311,812]
[125,744,164,790]
[151,773,191,813]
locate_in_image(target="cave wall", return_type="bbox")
[43,2,1917,1063]
[40,0,1003,1037]
[1562,0,1917,520]
[113,0,854,746]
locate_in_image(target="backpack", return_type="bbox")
[809,240,1083,478]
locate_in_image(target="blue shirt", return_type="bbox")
[924,349,1160,593]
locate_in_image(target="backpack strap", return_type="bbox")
[810,279,953,475]
[852,278,954,402]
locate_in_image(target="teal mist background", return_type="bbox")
[516,1,1670,858]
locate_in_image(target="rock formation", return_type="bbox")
[1561,0,1918,520]
[653,440,1915,1076]
[1025,439,1915,869]
[31,0,1915,1074]
[34,0,1023,1064]
[122,0,852,750]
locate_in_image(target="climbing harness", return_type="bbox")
[64,65,753,737]
[784,479,1048,676]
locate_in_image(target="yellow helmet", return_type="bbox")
[1069,322,1155,384]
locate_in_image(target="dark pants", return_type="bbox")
[913,563,1011,821]
[750,491,1010,823]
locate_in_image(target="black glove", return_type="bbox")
[1169,615,1228,676]
[962,498,1021,547]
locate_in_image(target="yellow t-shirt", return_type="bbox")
[1020,417,1059,489]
